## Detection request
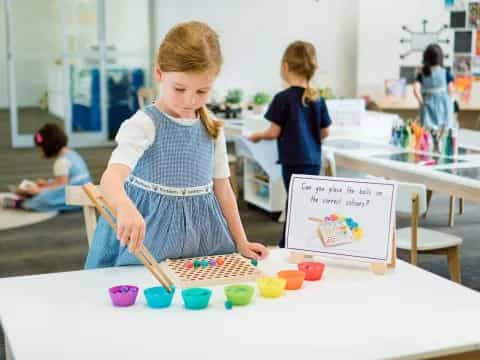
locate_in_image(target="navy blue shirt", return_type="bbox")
[265,86,332,165]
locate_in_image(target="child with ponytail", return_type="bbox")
[86,21,268,268]
[249,41,332,247]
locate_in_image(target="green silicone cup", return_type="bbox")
[224,284,255,306]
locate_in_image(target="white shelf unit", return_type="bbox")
[243,157,286,212]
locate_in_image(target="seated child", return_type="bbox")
[2,123,92,212]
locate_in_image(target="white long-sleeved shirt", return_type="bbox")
[109,110,230,178]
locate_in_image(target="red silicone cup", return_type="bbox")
[109,285,139,307]
[297,262,325,281]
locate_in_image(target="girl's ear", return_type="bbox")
[154,66,163,82]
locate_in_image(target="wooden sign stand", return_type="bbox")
[289,224,397,276]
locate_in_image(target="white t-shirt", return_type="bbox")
[109,110,230,178]
[53,157,72,177]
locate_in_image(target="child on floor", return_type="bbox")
[413,44,455,151]
[2,123,91,211]
[85,21,268,268]
[248,41,332,247]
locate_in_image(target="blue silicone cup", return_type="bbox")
[109,285,139,307]
[181,288,212,310]
[144,286,176,309]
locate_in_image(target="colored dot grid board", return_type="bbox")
[160,253,263,288]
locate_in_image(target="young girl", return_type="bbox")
[248,41,332,248]
[85,21,268,268]
[2,123,92,212]
[414,44,455,149]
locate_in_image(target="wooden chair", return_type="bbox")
[137,87,155,108]
[396,182,462,283]
[228,154,239,199]
[65,185,99,247]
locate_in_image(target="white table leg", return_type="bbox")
[5,334,14,360]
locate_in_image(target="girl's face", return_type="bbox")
[155,68,216,118]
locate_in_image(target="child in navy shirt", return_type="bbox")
[249,40,331,247]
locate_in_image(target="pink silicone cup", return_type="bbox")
[109,285,139,307]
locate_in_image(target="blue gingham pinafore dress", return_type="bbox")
[420,67,453,130]
[85,106,236,268]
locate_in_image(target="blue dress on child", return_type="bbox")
[23,150,91,212]
[420,67,453,130]
[85,106,236,268]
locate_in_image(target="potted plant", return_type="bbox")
[224,88,243,118]
[252,91,271,114]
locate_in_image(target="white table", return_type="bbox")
[1,249,480,360]
[324,138,480,203]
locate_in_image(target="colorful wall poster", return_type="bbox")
[469,2,480,28]
[285,175,396,263]
[472,56,480,78]
[453,54,472,76]
[476,30,480,55]
[454,76,473,102]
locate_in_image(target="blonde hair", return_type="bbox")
[157,21,223,138]
[282,41,320,105]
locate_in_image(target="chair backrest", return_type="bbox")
[65,185,98,247]
[137,87,155,108]
[396,182,428,215]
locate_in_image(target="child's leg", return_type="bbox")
[278,165,321,248]
[1,197,24,209]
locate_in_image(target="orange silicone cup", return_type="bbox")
[277,270,305,290]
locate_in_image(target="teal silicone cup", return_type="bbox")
[144,286,176,309]
[181,288,212,310]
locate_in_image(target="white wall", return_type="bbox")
[156,0,358,100]
[356,0,453,100]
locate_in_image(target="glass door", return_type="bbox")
[5,0,152,148]
[62,0,108,147]
[5,0,64,148]
[104,0,151,140]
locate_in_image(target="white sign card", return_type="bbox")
[326,99,365,138]
[285,175,396,263]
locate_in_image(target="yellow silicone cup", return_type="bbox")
[257,277,287,298]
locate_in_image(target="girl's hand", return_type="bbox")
[35,178,49,187]
[23,183,40,195]
[248,133,262,143]
[116,201,145,253]
[237,241,269,260]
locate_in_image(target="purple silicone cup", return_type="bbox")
[109,285,139,307]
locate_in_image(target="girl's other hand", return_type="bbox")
[238,241,269,260]
[247,133,262,143]
[35,178,49,187]
[116,201,146,253]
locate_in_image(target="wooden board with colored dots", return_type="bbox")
[159,253,263,288]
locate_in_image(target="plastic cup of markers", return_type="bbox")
[109,285,139,307]
[297,261,325,281]
[224,285,255,306]
[144,285,176,309]
[181,288,212,310]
